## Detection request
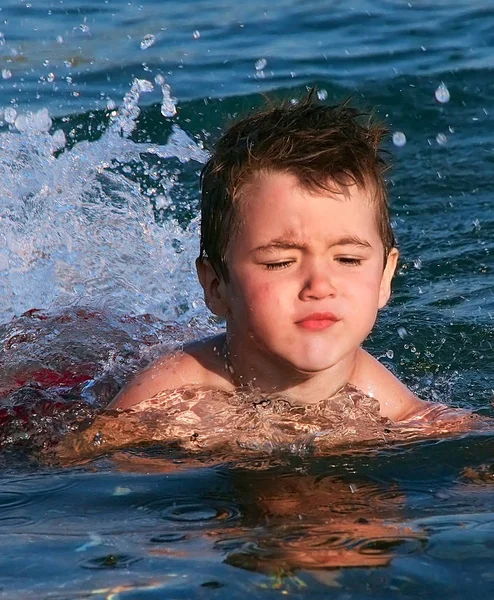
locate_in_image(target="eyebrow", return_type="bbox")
[252,235,373,254]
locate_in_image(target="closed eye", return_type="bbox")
[264,261,294,270]
[336,257,363,266]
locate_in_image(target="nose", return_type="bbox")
[299,261,337,301]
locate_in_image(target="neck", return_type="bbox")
[222,333,357,406]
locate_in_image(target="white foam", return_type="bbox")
[0,78,210,325]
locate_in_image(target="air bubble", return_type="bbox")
[317,89,328,101]
[255,58,267,71]
[140,34,156,50]
[413,258,422,270]
[435,82,450,103]
[193,30,200,39]
[386,349,394,359]
[2,69,12,80]
[392,131,407,147]
[47,73,55,83]
[56,35,64,44]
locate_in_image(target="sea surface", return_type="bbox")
[0,0,494,597]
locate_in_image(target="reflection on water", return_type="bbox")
[4,442,494,597]
[2,308,492,594]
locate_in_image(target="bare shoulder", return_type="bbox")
[350,348,429,421]
[108,334,232,410]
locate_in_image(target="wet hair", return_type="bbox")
[199,90,395,282]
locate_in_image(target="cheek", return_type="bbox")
[231,275,284,319]
[347,268,383,298]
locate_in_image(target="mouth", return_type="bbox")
[295,312,338,331]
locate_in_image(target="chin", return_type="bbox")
[283,354,337,375]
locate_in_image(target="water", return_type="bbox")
[1,0,494,596]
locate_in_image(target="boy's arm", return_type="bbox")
[351,348,429,422]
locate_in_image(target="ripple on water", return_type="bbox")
[79,553,142,570]
[142,498,242,526]
[0,490,31,510]
[0,515,34,528]
[150,532,189,543]
[356,535,427,557]
[6,474,80,495]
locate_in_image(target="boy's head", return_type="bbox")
[198,90,395,283]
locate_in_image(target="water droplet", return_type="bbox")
[2,69,12,80]
[386,349,394,359]
[93,432,104,447]
[136,79,153,93]
[14,114,27,132]
[155,195,172,210]
[392,131,407,147]
[435,82,450,103]
[472,218,481,232]
[47,72,55,83]
[317,89,328,101]
[413,258,422,270]
[79,24,90,34]
[255,58,267,71]
[4,107,17,124]
[51,129,66,149]
[56,35,64,44]
[436,132,447,145]
[15,108,53,133]
[397,326,408,339]
[155,75,177,118]
[140,34,156,50]
[193,30,201,39]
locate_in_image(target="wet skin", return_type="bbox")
[110,171,427,421]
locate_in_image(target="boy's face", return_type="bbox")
[201,171,398,378]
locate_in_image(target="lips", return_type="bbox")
[296,312,338,331]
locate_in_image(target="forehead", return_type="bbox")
[234,171,380,241]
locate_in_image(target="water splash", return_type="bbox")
[0,78,208,324]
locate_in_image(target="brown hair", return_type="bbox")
[199,90,395,281]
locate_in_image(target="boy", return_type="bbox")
[109,91,428,422]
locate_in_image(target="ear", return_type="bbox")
[378,247,399,309]
[195,258,230,317]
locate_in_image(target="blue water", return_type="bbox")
[0,0,494,597]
